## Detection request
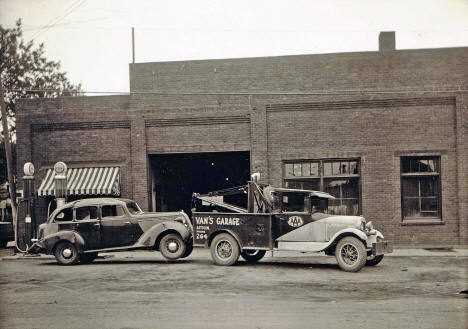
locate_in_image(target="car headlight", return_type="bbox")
[366,221,373,231]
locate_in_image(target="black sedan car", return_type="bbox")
[29,198,193,265]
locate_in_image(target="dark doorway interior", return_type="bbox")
[149,151,250,214]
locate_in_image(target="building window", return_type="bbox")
[283,159,360,215]
[401,157,441,220]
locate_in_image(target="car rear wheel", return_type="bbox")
[210,233,240,266]
[366,254,384,266]
[335,236,367,272]
[159,233,186,260]
[240,249,266,263]
[80,252,98,264]
[54,241,79,265]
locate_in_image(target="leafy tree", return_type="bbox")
[1,19,82,140]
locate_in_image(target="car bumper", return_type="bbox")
[372,241,393,256]
[27,241,45,254]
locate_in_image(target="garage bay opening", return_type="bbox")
[148,152,250,214]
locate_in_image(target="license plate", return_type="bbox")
[372,241,393,255]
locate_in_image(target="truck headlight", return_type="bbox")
[360,218,366,231]
[366,221,373,231]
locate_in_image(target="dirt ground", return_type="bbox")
[0,248,467,329]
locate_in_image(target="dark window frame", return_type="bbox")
[400,156,442,221]
[283,158,361,215]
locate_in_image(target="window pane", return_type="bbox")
[293,163,302,176]
[302,180,320,191]
[427,160,437,172]
[402,158,411,173]
[403,198,419,217]
[340,162,349,174]
[420,177,438,197]
[102,205,117,217]
[285,180,320,191]
[332,162,340,175]
[302,163,311,176]
[324,162,332,176]
[282,192,307,212]
[285,164,294,177]
[402,178,419,197]
[54,207,73,222]
[350,161,358,174]
[421,198,438,213]
[285,181,302,189]
[76,206,98,221]
[328,199,359,216]
[310,163,319,176]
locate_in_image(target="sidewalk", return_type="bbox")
[2,246,468,261]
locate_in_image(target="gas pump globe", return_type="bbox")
[53,162,68,208]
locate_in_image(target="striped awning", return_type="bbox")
[37,167,120,197]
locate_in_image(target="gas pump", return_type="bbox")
[53,161,68,208]
[15,162,36,251]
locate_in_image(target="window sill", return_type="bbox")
[401,218,445,226]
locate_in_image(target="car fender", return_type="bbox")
[207,229,243,249]
[136,221,191,247]
[317,228,368,252]
[40,230,86,254]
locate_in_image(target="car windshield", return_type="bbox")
[126,201,143,214]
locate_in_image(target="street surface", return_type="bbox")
[0,248,467,329]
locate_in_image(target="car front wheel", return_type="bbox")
[335,236,367,272]
[159,233,186,260]
[54,241,79,265]
[210,233,240,266]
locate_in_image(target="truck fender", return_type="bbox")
[325,228,368,251]
[41,231,86,254]
[208,229,243,249]
[137,221,191,247]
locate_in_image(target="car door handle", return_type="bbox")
[94,223,101,227]
[124,221,131,225]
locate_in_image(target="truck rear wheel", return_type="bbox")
[211,233,240,266]
[241,250,266,263]
[335,236,367,272]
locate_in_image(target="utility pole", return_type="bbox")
[0,75,17,228]
[132,27,135,63]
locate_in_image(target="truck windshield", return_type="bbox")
[126,201,143,214]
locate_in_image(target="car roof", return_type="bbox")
[63,198,134,208]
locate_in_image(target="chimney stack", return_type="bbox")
[379,31,396,51]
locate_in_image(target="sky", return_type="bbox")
[1,0,468,94]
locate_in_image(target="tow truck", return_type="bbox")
[192,174,392,272]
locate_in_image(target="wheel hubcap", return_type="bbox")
[167,240,179,253]
[341,244,358,265]
[217,241,232,259]
[62,248,73,259]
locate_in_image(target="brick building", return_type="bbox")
[16,33,468,247]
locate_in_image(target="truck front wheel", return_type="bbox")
[335,236,367,272]
[366,254,384,266]
[241,249,266,263]
[211,233,240,266]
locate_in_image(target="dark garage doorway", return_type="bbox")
[149,151,250,214]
